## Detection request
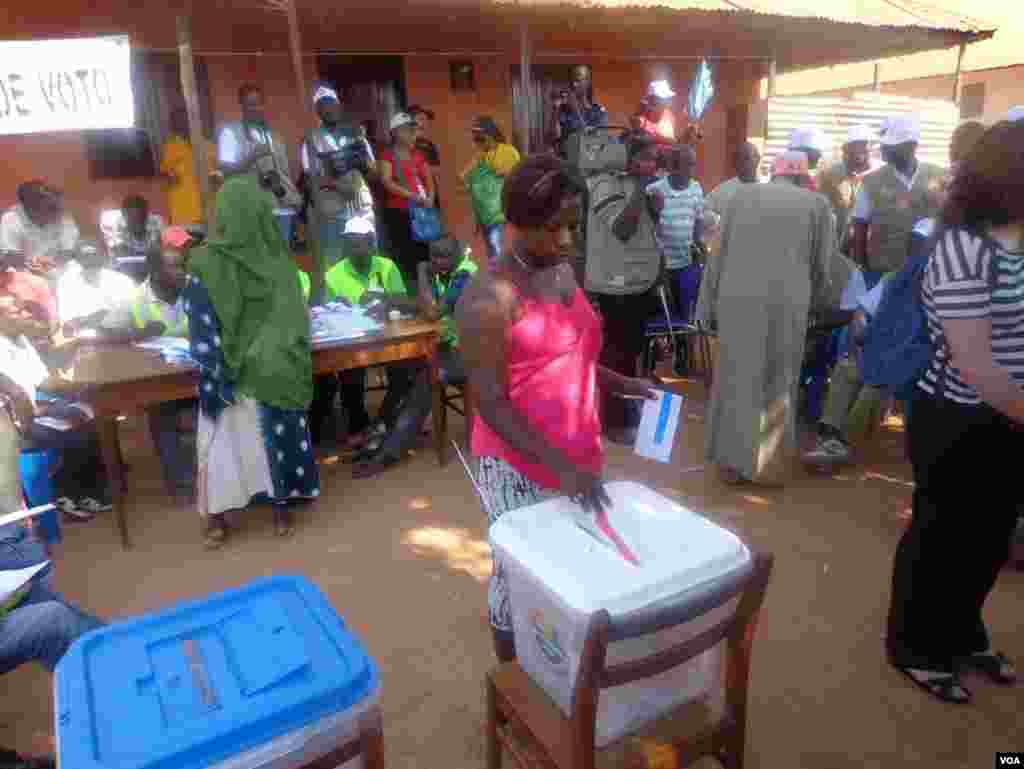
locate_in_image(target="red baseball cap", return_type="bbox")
[161,226,194,250]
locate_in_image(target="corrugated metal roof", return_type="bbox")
[753,93,960,173]
[499,0,993,34]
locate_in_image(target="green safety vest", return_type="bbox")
[432,257,478,346]
[131,292,189,337]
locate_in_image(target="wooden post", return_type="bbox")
[177,16,212,228]
[872,62,882,92]
[282,0,321,300]
[285,0,310,119]
[518,21,532,155]
[766,57,777,98]
[952,41,967,104]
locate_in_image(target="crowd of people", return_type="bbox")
[1,64,1022,766]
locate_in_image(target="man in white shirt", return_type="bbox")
[217,83,302,246]
[99,195,164,283]
[56,241,137,335]
[101,227,195,499]
[0,182,79,283]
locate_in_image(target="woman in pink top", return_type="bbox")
[458,155,656,661]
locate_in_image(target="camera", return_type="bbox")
[314,127,372,180]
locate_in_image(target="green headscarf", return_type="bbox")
[188,175,313,410]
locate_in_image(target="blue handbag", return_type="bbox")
[409,202,443,243]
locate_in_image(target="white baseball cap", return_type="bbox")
[390,112,416,131]
[846,124,874,145]
[1007,106,1024,122]
[788,126,829,152]
[344,215,376,236]
[879,115,921,146]
[647,80,676,100]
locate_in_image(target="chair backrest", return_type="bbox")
[569,551,774,718]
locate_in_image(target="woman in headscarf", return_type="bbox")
[185,174,319,549]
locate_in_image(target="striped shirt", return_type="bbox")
[919,228,1024,404]
[647,178,704,269]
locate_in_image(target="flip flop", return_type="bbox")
[893,665,971,704]
[959,651,1017,684]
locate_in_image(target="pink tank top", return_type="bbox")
[472,285,605,490]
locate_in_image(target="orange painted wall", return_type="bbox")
[0,52,758,256]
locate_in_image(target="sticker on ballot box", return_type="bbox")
[634,390,683,463]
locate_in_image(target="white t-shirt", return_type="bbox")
[0,335,48,401]
[0,205,79,261]
[56,261,139,324]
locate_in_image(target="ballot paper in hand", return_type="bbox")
[0,562,50,607]
[573,508,641,566]
[634,390,683,463]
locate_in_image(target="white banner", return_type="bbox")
[0,35,134,136]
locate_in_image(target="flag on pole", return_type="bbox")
[688,58,715,121]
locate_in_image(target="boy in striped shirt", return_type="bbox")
[647,145,705,313]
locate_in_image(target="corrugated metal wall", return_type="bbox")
[749,92,960,175]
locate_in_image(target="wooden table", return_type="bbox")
[45,319,445,548]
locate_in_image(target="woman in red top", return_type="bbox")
[378,112,435,292]
[458,155,656,661]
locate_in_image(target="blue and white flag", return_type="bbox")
[688,58,715,121]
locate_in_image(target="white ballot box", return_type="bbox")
[490,481,751,746]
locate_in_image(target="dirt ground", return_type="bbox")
[1,380,1021,768]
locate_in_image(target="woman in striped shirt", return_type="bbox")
[887,120,1024,704]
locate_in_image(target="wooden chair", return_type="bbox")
[439,377,474,446]
[485,551,774,769]
[300,706,385,769]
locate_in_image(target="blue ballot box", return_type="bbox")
[55,575,381,769]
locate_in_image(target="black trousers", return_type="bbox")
[310,364,417,444]
[886,390,1021,671]
[380,206,429,295]
[594,293,654,432]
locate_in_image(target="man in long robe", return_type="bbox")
[698,151,839,485]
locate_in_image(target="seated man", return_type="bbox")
[101,227,195,499]
[351,236,477,478]
[1,256,110,522]
[56,240,137,337]
[312,216,419,448]
[1,375,102,675]
[0,182,79,287]
[100,195,165,283]
[0,524,102,676]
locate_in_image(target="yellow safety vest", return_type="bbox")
[131,292,189,337]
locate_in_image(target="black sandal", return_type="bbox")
[894,665,971,704]
[352,451,399,480]
[960,651,1017,684]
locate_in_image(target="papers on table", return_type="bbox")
[0,561,50,607]
[135,336,195,365]
[635,390,684,463]
[135,336,190,353]
[310,304,382,343]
